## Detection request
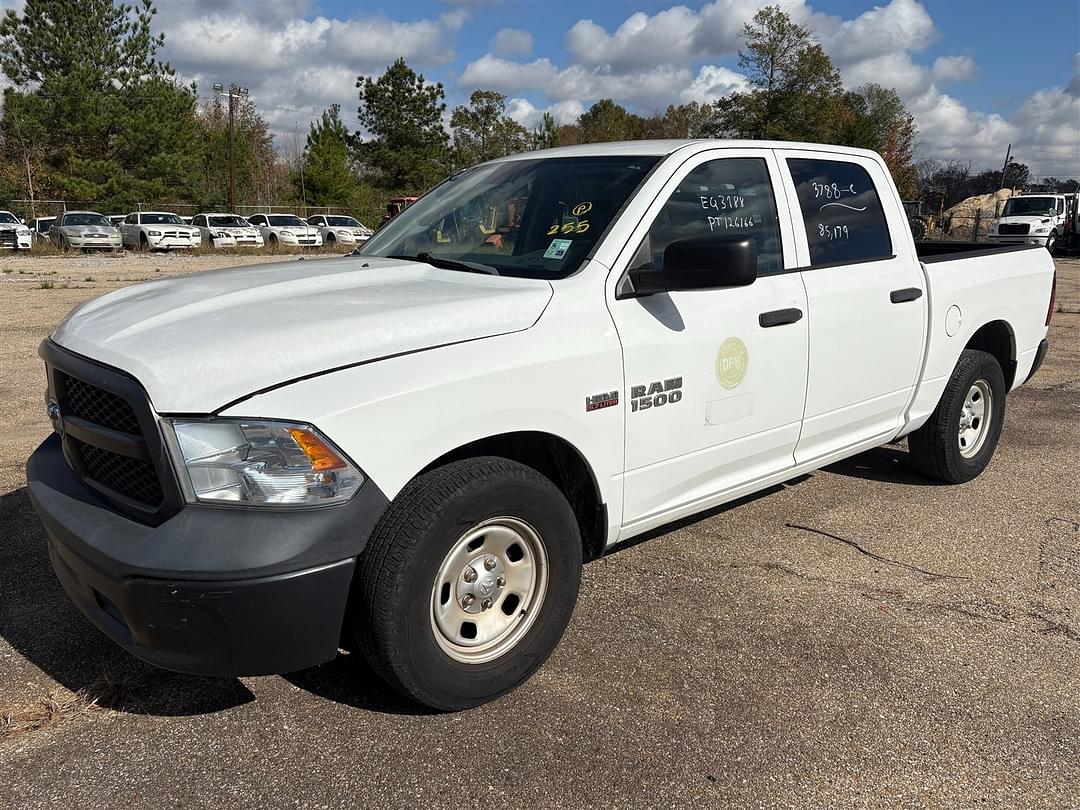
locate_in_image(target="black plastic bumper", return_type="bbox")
[26,433,389,676]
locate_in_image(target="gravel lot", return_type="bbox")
[1,253,1077,808]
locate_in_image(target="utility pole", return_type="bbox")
[213,83,249,212]
[998,143,1013,192]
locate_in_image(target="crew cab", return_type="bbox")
[120,211,201,251]
[246,213,322,248]
[989,193,1068,252]
[26,141,1056,711]
[191,213,264,249]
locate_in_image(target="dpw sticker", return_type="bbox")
[630,377,683,412]
[585,390,619,412]
[716,338,749,389]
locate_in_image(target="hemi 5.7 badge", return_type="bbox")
[585,390,619,412]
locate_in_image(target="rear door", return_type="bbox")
[608,149,809,531]
[776,150,926,464]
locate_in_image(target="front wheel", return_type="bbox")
[352,457,582,710]
[908,349,1006,483]
[1045,232,1057,254]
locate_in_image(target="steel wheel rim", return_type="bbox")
[430,516,548,664]
[958,379,992,458]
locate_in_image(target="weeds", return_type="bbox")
[1,687,103,741]
[38,280,53,289]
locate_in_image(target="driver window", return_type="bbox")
[646,158,783,275]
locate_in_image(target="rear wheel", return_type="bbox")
[908,349,1006,483]
[352,457,582,711]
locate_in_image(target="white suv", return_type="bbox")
[246,213,322,248]
[0,210,32,250]
[307,214,373,247]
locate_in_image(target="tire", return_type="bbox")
[1045,232,1057,254]
[908,349,1006,483]
[326,233,335,245]
[268,233,278,247]
[909,217,928,241]
[353,457,582,711]
[139,233,149,252]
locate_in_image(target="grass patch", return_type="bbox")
[1,687,103,741]
[38,280,53,289]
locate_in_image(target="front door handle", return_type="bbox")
[758,308,803,328]
[890,287,923,303]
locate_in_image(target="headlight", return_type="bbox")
[147,229,162,236]
[213,231,229,238]
[1033,227,1049,234]
[164,418,364,506]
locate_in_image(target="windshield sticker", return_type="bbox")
[544,238,573,259]
[546,220,590,235]
[572,201,593,216]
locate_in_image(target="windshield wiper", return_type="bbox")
[390,252,500,276]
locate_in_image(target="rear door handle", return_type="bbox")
[890,287,923,303]
[758,308,803,328]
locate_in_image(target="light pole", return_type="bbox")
[213,82,249,212]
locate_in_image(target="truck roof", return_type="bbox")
[494,139,885,163]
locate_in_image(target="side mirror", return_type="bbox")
[628,235,757,296]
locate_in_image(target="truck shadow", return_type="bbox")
[823,445,942,486]
[0,487,254,717]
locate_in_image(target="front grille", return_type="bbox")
[0,230,16,247]
[69,436,163,507]
[998,223,1029,235]
[62,374,141,434]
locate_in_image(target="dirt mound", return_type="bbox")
[944,189,1012,238]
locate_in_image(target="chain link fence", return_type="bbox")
[3,199,359,222]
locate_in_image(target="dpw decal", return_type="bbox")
[630,377,683,412]
[585,390,619,412]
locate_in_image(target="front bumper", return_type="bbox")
[67,237,122,249]
[988,235,1049,246]
[27,433,389,676]
[147,237,199,249]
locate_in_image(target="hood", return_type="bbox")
[62,224,118,235]
[51,256,554,412]
[274,225,317,234]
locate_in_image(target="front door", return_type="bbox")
[608,150,809,533]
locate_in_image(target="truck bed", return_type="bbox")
[915,241,1041,263]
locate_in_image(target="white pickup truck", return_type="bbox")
[27,140,1056,710]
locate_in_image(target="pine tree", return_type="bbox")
[0,0,201,209]
[299,105,361,207]
[355,59,449,193]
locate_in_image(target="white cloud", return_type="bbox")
[505,98,585,129]
[680,65,750,104]
[566,7,699,70]
[490,28,533,59]
[931,55,978,84]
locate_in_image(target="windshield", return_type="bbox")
[209,215,249,227]
[326,216,363,227]
[1002,197,1057,217]
[361,155,661,279]
[62,213,110,227]
[142,213,184,225]
[268,215,307,227]
[0,212,18,224]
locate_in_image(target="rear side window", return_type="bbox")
[787,158,892,266]
[646,158,783,275]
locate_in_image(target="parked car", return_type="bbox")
[246,213,322,247]
[307,214,372,247]
[49,210,121,251]
[120,211,201,251]
[191,213,264,249]
[27,140,1056,711]
[29,216,55,245]
[108,215,126,228]
[989,193,1069,252]
[0,209,32,249]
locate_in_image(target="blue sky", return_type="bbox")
[146,0,1079,176]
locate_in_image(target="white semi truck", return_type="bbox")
[27,140,1056,710]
